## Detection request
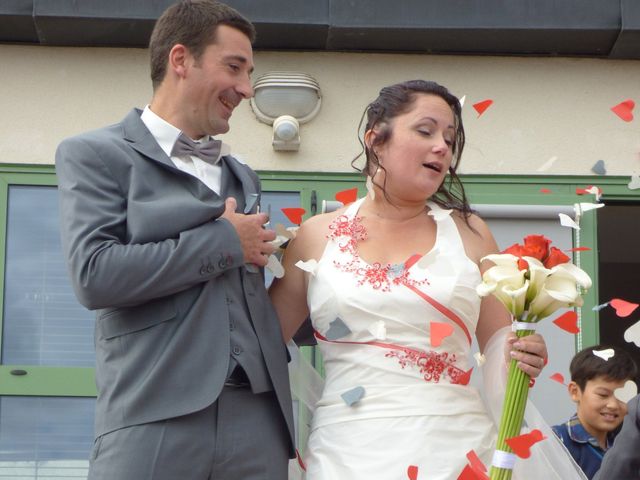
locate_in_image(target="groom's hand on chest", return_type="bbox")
[221,197,275,267]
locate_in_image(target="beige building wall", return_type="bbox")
[1,44,638,176]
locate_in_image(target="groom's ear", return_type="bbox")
[168,44,191,79]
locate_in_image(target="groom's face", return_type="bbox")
[185,25,254,137]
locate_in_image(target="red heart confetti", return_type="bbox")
[466,450,488,474]
[540,188,552,194]
[565,247,591,252]
[610,298,639,318]
[505,429,546,459]
[458,465,480,480]
[431,321,454,347]
[452,368,474,386]
[281,207,306,225]
[611,99,635,122]
[335,187,358,206]
[553,311,580,334]
[407,465,419,480]
[473,99,493,117]
[457,450,489,480]
[295,449,307,472]
[550,372,566,385]
[576,185,602,196]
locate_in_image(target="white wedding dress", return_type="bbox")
[288,198,586,480]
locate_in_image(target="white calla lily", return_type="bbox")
[523,256,552,304]
[549,262,592,290]
[481,253,521,267]
[477,256,528,316]
[528,262,591,319]
[478,245,591,321]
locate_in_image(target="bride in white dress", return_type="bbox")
[270,80,585,480]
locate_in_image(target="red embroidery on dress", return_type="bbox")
[327,214,428,291]
[385,349,464,383]
[315,330,469,385]
[328,214,367,253]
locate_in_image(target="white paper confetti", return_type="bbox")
[593,348,615,361]
[578,203,605,213]
[624,319,640,347]
[628,174,640,190]
[536,156,558,172]
[584,186,602,201]
[614,380,638,403]
[367,320,387,340]
[265,254,285,278]
[295,259,318,275]
[559,213,580,230]
[427,205,453,221]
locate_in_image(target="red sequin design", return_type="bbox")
[327,214,428,292]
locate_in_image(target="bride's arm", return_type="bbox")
[270,213,335,342]
[459,214,548,377]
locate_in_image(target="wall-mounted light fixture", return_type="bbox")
[250,72,322,151]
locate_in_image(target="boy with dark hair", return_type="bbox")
[553,344,638,479]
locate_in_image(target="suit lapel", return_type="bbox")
[121,109,178,171]
[221,156,260,214]
[121,108,221,203]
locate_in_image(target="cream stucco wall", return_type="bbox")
[1,44,639,176]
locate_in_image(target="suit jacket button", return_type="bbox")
[207,265,214,273]
[232,345,242,355]
[199,266,207,275]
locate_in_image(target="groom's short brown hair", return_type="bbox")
[149,0,255,90]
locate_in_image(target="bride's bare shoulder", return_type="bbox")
[289,206,349,258]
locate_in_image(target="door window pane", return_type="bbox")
[2,186,94,367]
[0,396,94,479]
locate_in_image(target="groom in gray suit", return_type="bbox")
[55,1,294,479]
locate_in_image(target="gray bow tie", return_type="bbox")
[171,133,222,164]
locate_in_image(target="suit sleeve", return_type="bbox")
[55,136,244,310]
[593,395,640,480]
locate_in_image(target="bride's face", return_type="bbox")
[374,94,455,203]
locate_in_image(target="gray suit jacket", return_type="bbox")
[594,394,640,479]
[55,109,294,454]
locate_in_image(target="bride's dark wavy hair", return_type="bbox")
[351,79,473,223]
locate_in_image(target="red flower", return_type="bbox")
[502,243,530,270]
[501,235,569,271]
[522,235,551,261]
[544,246,570,268]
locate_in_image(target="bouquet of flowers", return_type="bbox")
[476,235,592,480]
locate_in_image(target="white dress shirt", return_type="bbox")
[140,105,231,194]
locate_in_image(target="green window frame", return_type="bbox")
[0,166,95,398]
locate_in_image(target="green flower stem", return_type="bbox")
[489,328,535,480]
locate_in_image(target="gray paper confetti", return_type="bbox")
[244,193,259,214]
[591,160,607,176]
[341,386,365,406]
[325,317,351,340]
